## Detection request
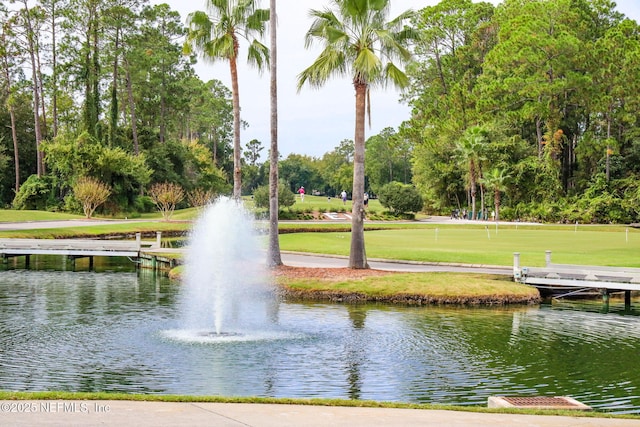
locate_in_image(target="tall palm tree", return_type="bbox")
[298,0,415,269]
[267,0,282,266]
[184,0,269,199]
[456,126,486,220]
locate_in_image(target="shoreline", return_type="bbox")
[170,264,542,306]
[278,286,541,305]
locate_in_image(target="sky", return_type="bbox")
[154,0,640,160]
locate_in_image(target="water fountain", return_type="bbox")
[171,196,278,342]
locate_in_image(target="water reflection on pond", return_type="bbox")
[0,269,639,414]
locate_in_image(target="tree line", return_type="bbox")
[1,0,640,228]
[405,0,640,224]
[0,0,235,212]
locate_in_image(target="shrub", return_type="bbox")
[378,181,424,215]
[12,175,56,210]
[133,195,156,213]
[253,182,295,209]
[73,176,112,218]
[188,188,215,207]
[149,182,185,221]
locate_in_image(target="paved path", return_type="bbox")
[282,252,512,275]
[1,400,638,427]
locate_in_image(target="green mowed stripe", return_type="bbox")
[279,227,640,267]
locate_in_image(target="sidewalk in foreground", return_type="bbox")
[1,401,638,427]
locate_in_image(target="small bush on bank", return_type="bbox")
[253,182,296,209]
[378,182,424,215]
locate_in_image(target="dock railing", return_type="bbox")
[513,251,640,292]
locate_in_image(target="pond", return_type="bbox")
[0,268,639,414]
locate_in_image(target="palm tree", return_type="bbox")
[184,0,269,200]
[267,0,282,266]
[456,126,486,220]
[298,0,415,269]
[481,167,510,222]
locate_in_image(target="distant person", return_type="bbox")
[298,186,305,202]
[341,190,347,205]
[363,192,369,208]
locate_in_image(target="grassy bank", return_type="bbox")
[169,265,540,305]
[274,268,539,305]
[0,221,191,239]
[0,391,637,419]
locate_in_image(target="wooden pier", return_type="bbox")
[0,232,178,272]
[513,251,640,307]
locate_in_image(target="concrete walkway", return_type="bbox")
[281,252,512,275]
[1,401,638,427]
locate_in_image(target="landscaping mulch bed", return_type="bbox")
[271,265,393,280]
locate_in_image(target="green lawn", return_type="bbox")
[1,207,638,268]
[0,210,83,222]
[0,221,191,239]
[279,272,539,301]
[278,225,640,267]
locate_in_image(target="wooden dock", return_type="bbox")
[0,232,178,271]
[513,251,640,306]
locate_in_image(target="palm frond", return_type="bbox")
[247,39,269,71]
[353,48,382,83]
[384,62,409,89]
[246,8,269,34]
[297,48,346,90]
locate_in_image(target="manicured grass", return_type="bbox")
[0,210,83,222]
[290,194,380,211]
[135,206,202,221]
[278,272,539,303]
[278,226,640,267]
[1,208,638,268]
[0,221,191,239]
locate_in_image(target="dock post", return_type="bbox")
[545,250,552,267]
[625,290,632,310]
[89,256,94,270]
[513,252,520,280]
[136,233,141,249]
[25,255,30,269]
[601,290,610,313]
[156,232,162,249]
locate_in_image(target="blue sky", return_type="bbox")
[158,0,640,160]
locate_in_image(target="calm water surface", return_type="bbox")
[1,268,639,414]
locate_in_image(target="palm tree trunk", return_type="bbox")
[267,0,282,266]
[469,161,476,220]
[229,52,242,199]
[349,81,368,269]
